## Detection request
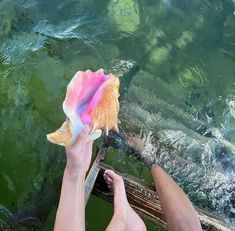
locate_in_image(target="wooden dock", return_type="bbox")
[85,145,234,231]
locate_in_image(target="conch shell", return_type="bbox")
[47,69,120,146]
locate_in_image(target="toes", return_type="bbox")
[103,172,114,191]
[105,180,113,189]
[104,174,113,184]
[104,170,123,184]
[104,170,117,179]
[107,184,113,190]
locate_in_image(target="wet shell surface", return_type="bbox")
[47,69,120,146]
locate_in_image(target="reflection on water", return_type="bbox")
[1,0,235,230]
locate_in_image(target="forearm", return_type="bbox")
[54,166,86,231]
[151,164,201,231]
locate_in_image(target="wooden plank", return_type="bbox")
[197,210,233,231]
[84,145,107,204]
[92,163,234,231]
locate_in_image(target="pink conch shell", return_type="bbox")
[47,69,120,146]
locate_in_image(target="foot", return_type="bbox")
[104,170,146,231]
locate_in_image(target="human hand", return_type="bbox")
[65,125,94,174]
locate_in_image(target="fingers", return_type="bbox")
[88,129,102,141]
[65,126,94,156]
[79,125,91,138]
[72,125,91,146]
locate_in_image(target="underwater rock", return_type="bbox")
[109,59,138,78]
[31,56,65,97]
[148,45,171,65]
[28,56,66,125]
[0,0,15,37]
[125,131,158,165]
[103,44,120,60]
[230,193,235,207]
[223,96,235,144]
[144,28,166,52]
[175,31,194,49]
[47,69,120,146]
[65,54,104,79]
[144,1,168,21]
[108,59,139,95]
[226,96,235,118]
[8,84,28,107]
[107,0,140,34]
[122,70,235,164]
[121,101,216,165]
[211,127,235,158]
[126,84,235,161]
[177,58,208,89]
[0,17,11,37]
[129,70,188,110]
[157,130,215,164]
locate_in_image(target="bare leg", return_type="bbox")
[151,164,202,231]
[104,170,146,231]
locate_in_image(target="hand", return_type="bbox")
[65,125,94,174]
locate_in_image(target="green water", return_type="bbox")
[1,0,235,230]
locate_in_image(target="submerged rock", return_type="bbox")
[226,96,235,118]
[107,0,140,34]
[121,69,235,167]
[176,58,208,89]
[108,59,139,95]
[222,95,235,144]
[0,0,15,37]
[230,193,235,207]
[148,45,171,65]
[144,28,166,52]
[8,84,29,107]
[175,31,194,49]
[0,17,11,37]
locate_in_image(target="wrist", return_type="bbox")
[65,165,87,178]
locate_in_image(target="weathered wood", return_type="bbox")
[197,209,233,231]
[92,163,234,231]
[84,145,107,204]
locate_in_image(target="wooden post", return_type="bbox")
[84,145,107,204]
